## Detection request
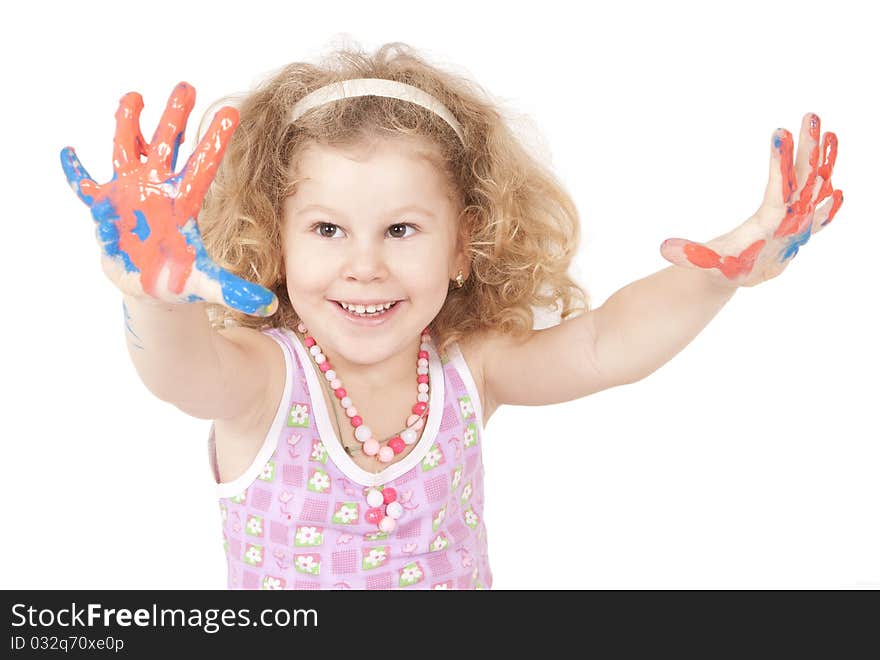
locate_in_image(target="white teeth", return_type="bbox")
[339,301,397,315]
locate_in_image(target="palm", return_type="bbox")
[60,82,278,316]
[660,113,843,288]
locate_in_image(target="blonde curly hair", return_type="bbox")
[197,40,590,356]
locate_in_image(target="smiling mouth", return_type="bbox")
[331,300,402,319]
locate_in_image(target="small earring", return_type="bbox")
[454,271,465,288]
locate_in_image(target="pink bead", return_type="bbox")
[378,446,394,462]
[363,439,380,456]
[412,417,424,431]
[319,362,330,372]
[365,507,383,524]
[412,402,427,416]
[388,437,405,454]
[417,375,429,384]
[334,388,347,399]
[406,414,421,427]
[350,416,363,427]
[346,407,358,418]
[418,350,429,360]
[304,337,316,347]
[382,487,397,504]
[379,517,396,533]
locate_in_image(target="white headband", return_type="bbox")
[288,78,465,143]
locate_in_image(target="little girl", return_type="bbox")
[60,42,843,590]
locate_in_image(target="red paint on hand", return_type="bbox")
[683,239,765,280]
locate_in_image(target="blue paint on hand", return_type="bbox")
[60,147,95,205]
[171,131,183,172]
[781,225,811,261]
[132,210,151,241]
[180,219,278,316]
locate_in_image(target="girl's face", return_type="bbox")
[281,136,468,370]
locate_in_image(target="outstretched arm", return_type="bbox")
[481,114,843,409]
[590,264,736,386]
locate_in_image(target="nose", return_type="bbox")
[341,239,390,282]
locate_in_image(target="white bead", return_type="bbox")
[420,343,429,351]
[341,397,352,408]
[366,489,384,508]
[355,425,372,442]
[411,417,424,431]
[346,407,358,417]
[417,393,429,403]
[315,353,326,364]
[379,517,396,533]
[309,346,321,356]
[418,383,429,393]
[386,501,403,519]
[401,428,417,445]
[417,366,428,375]
[418,358,428,368]
[325,370,336,380]
[330,378,342,389]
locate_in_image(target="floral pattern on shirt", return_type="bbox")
[217,330,491,590]
[262,576,285,590]
[458,395,475,419]
[307,468,331,493]
[399,561,425,587]
[310,439,328,464]
[243,543,263,567]
[258,461,275,482]
[294,526,324,547]
[362,546,390,570]
[245,515,263,537]
[294,553,321,575]
[287,403,310,427]
[429,532,450,552]
[421,443,445,471]
[332,502,359,525]
[464,423,478,449]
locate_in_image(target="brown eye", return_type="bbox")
[313,222,340,238]
[389,223,417,239]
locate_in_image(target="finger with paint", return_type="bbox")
[60,82,279,317]
[659,113,843,289]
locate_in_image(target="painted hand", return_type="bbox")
[660,113,843,288]
[60,82,278,316]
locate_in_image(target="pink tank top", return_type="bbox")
[208,327,492,590]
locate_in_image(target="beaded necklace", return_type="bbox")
[296,322,431,468]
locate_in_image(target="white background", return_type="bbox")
[1,0,877,589]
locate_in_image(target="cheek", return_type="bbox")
[396,256,449,291]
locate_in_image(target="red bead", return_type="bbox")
[417,375,429,384]
[412,402,427,415]
[350,416,363,427]
[334,388,347,399]
[319,362,330,372]
[418,350,429,360]
[365,507,383,524]
[382,487,398,504]
[304,337,316,347]
[388,437,405,454]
